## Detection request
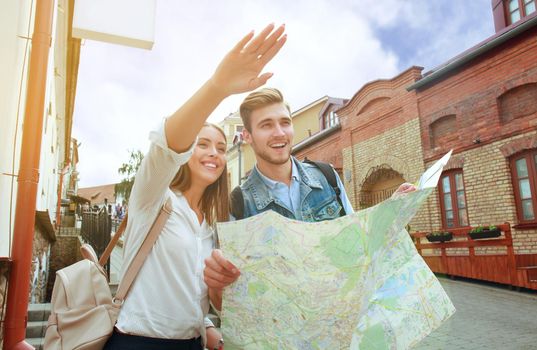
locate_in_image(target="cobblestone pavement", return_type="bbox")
[414,277,537,350]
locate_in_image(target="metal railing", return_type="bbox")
[81,207,112,276]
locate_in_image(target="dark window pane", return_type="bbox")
[516,158,529,178]
[457,191,466,209]
[510,10,521,22]
[442,176,451,193]
[446,210,454,228]
[444,194,453,210]
[459,209,468,226]
[520,179,532,199]
[455,173,464,190]
[526,0,536,14]
[522,199,535,220]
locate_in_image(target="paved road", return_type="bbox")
[414,277,537,350]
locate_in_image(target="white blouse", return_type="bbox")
[115,119,215,342]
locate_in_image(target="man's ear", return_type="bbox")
[242,128,252,145]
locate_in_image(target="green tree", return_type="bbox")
[115,150,144,204]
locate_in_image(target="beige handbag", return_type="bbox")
[44,199,172,350]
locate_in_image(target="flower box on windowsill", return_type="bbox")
[468,227,501,240]
[426,232,453,243]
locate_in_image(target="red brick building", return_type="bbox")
[293,1,537,289]
[409,5,537,278]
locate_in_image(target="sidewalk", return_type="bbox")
[415,277,537,349]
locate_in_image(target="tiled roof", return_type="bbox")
[77,183,117,205]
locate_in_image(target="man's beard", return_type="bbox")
[251,140,290,165]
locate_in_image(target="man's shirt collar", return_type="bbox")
[254,158,300,189]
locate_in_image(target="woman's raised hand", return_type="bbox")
[164,24,286,153]
[209,23,287,97]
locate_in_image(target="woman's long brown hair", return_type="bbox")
[169,123,229,226]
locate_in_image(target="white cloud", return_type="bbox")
[73,0,493,187]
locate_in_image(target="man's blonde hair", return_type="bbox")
[239,87,291,131]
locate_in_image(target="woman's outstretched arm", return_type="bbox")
[127,24,286,213]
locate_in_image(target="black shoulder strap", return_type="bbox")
[303,159,346,216]
[230,185,244,220]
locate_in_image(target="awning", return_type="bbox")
[35,210,56,242]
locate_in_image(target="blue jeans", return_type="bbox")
[104,329,203,350]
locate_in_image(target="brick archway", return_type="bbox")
[357,161,406,209]
[356,155,410,187]
[444,155,465,171]
[500,134,537,158]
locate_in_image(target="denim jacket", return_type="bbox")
[240,158,344,222]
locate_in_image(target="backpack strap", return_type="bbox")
[303,159,346,216]
[99,213,129,266]
[230,185,245,220]
[114,198,173,303]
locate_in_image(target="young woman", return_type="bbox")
[103,23,287,350]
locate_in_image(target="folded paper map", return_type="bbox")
[217,152,456,349]
[416,150,452,190]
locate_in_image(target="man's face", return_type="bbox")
[243,102,294,167]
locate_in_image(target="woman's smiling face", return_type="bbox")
[187,125,227,188]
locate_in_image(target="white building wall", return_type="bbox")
[0,0,35,257]
[36,0,68,220]
[0,0,68,256]
[36,86,61,217]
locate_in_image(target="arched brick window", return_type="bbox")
[429,114,457,149]
[438,169,469,228]
[498,83,537,124]
[359,165,404,209]
[510,149,537,225]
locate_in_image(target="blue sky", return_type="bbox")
[373,0,494,72]
[73,0,495,187]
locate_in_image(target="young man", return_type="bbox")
[232,87,353,221]
[203,88,415,289]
